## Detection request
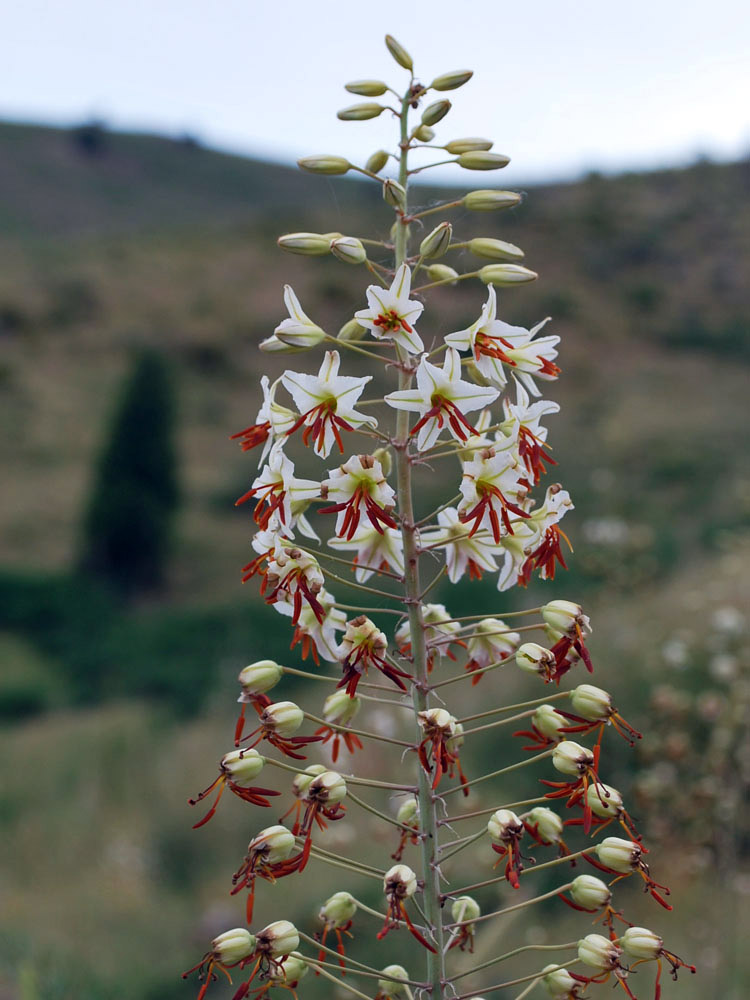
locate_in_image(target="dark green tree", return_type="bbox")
[78,348,179,596]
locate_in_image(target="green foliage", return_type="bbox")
[78,349,179,596]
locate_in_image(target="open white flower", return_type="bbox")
[275,587,346,662]
[281,350,377,458]
[385,348,499,451]
[497,382,559,484]
[354,264,424,354]
[419,506,498,582]
[230,375,296,466]
[328,523,405,582]
[237,443,320,535]
[458,446,528,542]
[321,454,397,540]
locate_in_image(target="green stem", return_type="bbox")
[448,942,578,984]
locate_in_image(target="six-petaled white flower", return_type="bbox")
[355,264,424,354]
[320,454,397,540]
[419,506,499,583]
[458,446,528,543]
[231,375,296,466]
[236,443,320,535]
[328,523,405,582]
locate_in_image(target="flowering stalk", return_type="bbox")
[182,34,693,1000]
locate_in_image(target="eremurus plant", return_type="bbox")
[182,34,695,1000]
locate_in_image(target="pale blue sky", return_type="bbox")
[4,0,749,182]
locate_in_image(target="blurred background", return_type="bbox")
[1,2,748,998]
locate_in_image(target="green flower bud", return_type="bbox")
[372,446,393,477]
[260,701,304,737]
[396,797,419,828]
[238,659,283,698]
[338,318,368,341]
[383,178,406,210]
[385,34,413,71]
[444,137,493,154]
[524,806,563,844]
[426,263,459,285]
[277,232,331,256]
[308,769,347,804]
[378,965,412,1000]
[220,748,265,786]
[570,683,613,721]
[586,782,624,819]
[421,99,451,126]
[271,952,308,985]
[320,890,357,927]
[570,874,612,910]
[338,103,386,121]
[291,763,327,799]
[413,124,435,142]
[596,836,642,873]
[366,149,389,173]
[464,189,522,211]
[542,964,578,998]
[323,689,361,725]
[247,825,296,864]
[211,927,257,965]
[419,221,452,258]
[468,237,525,262]
[451,895,480,923]
[620,927,663,961]
[431,70,473,92]
[578,933,621,972]
[516,642,555,676]
[345,80,388,96]
[330,236,367,264]
[256,920,299,958]
[552,740,594,776]
[531,704,568,740]
[297,155,351,175]
[457,150,510,170]
[479,264,538,285]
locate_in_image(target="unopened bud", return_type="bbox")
[320,890,357,927]
[396,797,419,828]
[516,642,555,676]
[413,124,435,142]
[431,70,473,92]
[298,155,351,175]
[220,748,265,785]
[570,874,612,910]
[385,34,413,71]
[487,809,523,844]
[257,920,299,958]
[338,103,386,121]
[211,927,256,965]
[330,236,367,265]
[273,952,307,985]
[338,318,368,341]
[372,446,393,477]
[464,189,522,211]
[308,769,347,804]
[419,222,453,258]
[366,149,389,174]
[323,689,361,726]
[532,704,568,740]
[570,683,612,721]
[468,237,524,262]
[345,80,388,96]
[479,264,538,285]
[451,895,481,924]
[552,740,594,776]
[542,600,591,636]
[586,783,624,819]
[247,825,296,863]
[277,232,331,256]
[378,965,412,1000]
[238,660,283,698]
[261,701,304,737]
[445,137,493,154]
[291,763,327,799]
[421,100,451,126]
[525,806,563,845]
[458,150,510,170]
[578,933,621,972]
[426,263,459,284]
[384,863,417,898]
[542,965,578,998]
[383,178,407,210]
[596,837,641,873]
[620,927,663,961]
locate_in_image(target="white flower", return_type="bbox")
[237,443,320,536]
[230,375,296,466]
[321,454,397,540]
[498,382,559,484]
[354,264,424,354]
[458,447,528,543]
[273,285,327,348]
[420,507,499,583]
[465,617,521,669]
[385,348,499,451]
[275,587,346,662]
[328,523,405,582]
[281,350,377,458]
[263,542,326,623]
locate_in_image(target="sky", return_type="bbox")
[4,0,749,184]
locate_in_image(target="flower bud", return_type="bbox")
[586,782,623,819]
[516,642,555,676]
[211,927,256,965]
[421,100,451,126]
[532,704,568,741]
[366,149,390,174]
[525,806,563,845]
[542,600,591,637]
[413,124,435,142]
[620,926,663,961]
[297,155,351,175]
[261,701,304,737]
[372,447,393,477]
[308,769,347,804]
[220,748,265,785]
[338,103,386,121]
[383,178,407,210]
[570,874,612,910]
[320,890,357,927]
[426,263,459,284]
[596,837,641,873]
[445,137,493,154]
[479,264,538,285]
[431,70,473,92]
[384,863,417,898]
[419,222,453,259]
[277,232,331,256]
[458,151,510,170]
[541,965,578,998]
[238,659,283,698]
[468,237,524,262]
[330,236,367,265]
[291,763,327,799]
[487,809,523,844]
[570,683,613,722]
[464,189,521,211]
[396,797,419,828]
[338,318,368,341]
[578,933,621,971]
[247,825,296,863]
[273,952,308,985]
[323,689,361,726]
[257,920,299,957]
[552,740,595,776]
[451,895,481,924]
[345,80,388,96]
[378,965,412,999]
[385,34,413,71]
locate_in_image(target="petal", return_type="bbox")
[391,263,412,300]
